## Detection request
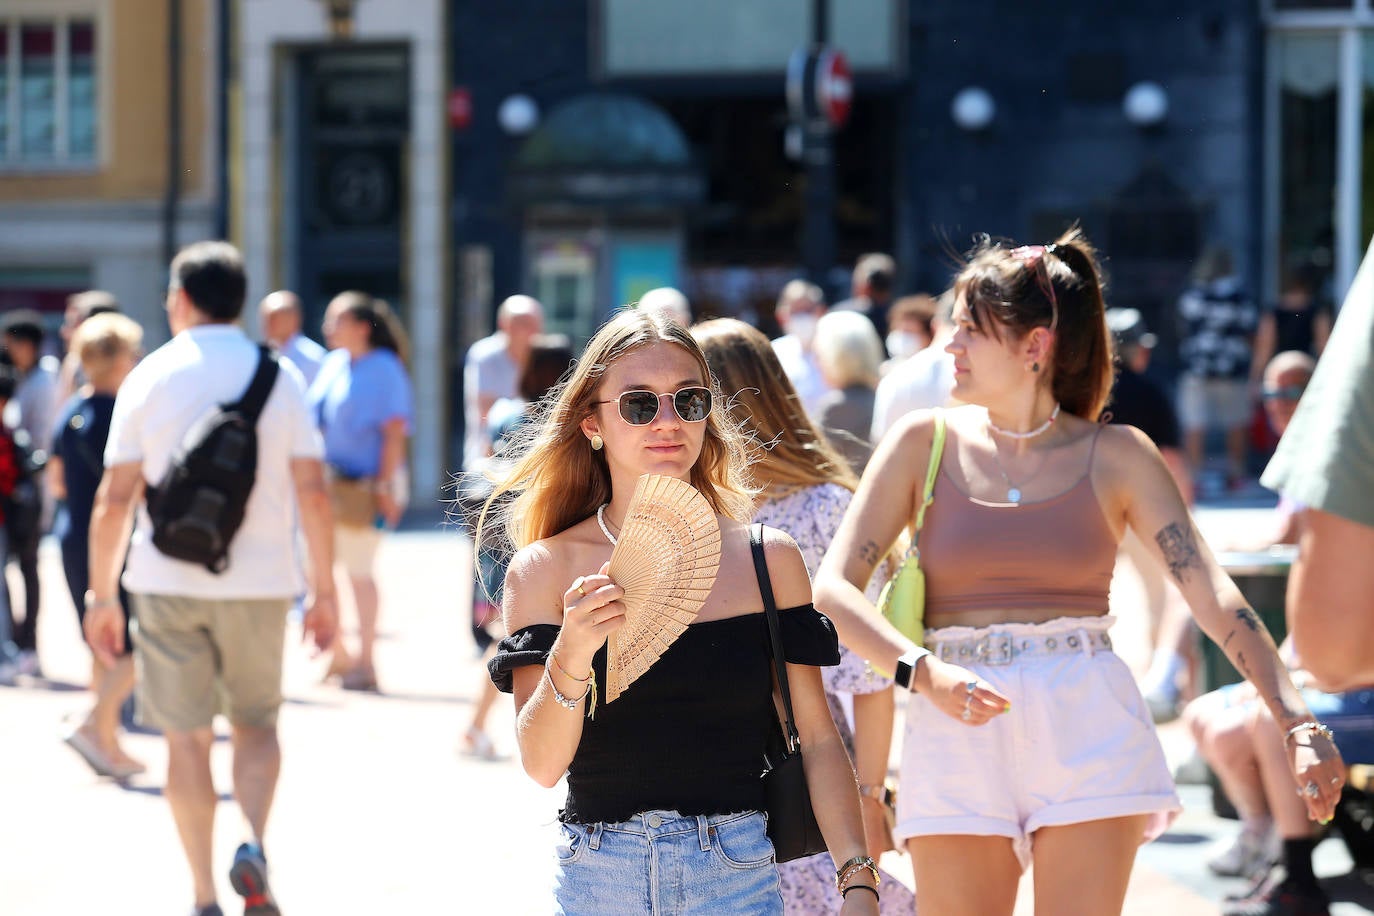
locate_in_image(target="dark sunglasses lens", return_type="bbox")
[674,387,712,422]
[619,391,662,425]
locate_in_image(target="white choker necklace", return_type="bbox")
[596,505,618,546]
[987,403,1061,440]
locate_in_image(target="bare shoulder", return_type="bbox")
[757,524,814,610]
[503,538,572,628]
[1093,422,1165,475]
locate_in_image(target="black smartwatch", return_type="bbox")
[894,648,932,691]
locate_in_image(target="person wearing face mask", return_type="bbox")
[870,290,959,442]
[882,295,937,373]
[771,279,831,419]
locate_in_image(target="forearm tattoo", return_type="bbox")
[858,540,882,566]
[1155,522,1201,584]
[1235,606,1262,633]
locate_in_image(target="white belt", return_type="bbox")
[927,628,1113,666]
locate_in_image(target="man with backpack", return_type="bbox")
[1,310,59,677]
[84,241,337,916]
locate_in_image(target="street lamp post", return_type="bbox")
[801,0,835,291]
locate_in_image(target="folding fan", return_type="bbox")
[605,474,721,703]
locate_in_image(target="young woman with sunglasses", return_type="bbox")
[695,317,917,915]
[483,308,879,915]
[813,228,1345,916]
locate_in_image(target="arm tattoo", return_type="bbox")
[1155,522,1202,584]
[857,540,882,566]
[1234,607,1263,634]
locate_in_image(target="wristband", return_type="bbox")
[894,648,932,692]
[83,591,120,611]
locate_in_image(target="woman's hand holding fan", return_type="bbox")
[605,475,722,703]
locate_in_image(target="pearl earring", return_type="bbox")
[590,434,603,451]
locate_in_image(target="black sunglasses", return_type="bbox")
[1261,385,1306,402]
[596,386,713,425]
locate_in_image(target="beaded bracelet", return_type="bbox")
[1284,721,1334,746]
[544,662,597,719]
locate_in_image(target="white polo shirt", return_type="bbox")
[105,324,324,599]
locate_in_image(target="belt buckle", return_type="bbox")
[980,633,1014,666]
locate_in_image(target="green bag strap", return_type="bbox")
[907,408,946,557]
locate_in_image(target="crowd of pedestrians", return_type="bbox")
[3,226,1372,916]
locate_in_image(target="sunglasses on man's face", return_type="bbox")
[1261,385,1307,402]
[596,386,713,426]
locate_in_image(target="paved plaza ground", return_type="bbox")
[1,506,1371,914]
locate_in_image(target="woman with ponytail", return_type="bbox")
[814,227,1344,915]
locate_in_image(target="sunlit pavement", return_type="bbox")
[1,504,1369,913]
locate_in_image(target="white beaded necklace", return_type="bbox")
[596,504,618,546]
[987,403,1060,440]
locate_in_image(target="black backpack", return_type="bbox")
[2,427,46,546]
[145,347,280,573]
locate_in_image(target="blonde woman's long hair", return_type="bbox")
[480,308,755,551]
[692,318,858,497]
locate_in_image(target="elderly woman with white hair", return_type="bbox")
[813,310,886,473]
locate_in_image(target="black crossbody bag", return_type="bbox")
[750,523,827,862]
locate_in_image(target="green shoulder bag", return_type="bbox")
[876,409,946,645]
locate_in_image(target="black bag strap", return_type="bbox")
[750,523,801,755]
[232,346,280,423]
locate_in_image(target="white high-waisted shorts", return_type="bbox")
[895,615,1180,870]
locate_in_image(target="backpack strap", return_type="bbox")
[233,346,280,423]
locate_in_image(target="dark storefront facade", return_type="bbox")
[449,1,1360,375]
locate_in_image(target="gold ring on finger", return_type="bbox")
[575,579,587,597]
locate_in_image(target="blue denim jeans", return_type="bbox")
[553,810,782,915]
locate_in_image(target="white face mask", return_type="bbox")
[787,313,819,345]
[886,331,923,360]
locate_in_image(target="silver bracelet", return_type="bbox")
[544,662,591,710]
[1284,721,1334,746]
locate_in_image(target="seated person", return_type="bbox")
[1184,645,1373,916]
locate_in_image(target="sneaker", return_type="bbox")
[192,904,224,916]
[1209,824,1276,878]
[1144,681,1181,723]
[1222,876,1329,916]
[229,842,280,916]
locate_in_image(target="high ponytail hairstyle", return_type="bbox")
[954,225,1114,420]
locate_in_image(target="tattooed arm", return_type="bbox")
[1103,425,1344,819]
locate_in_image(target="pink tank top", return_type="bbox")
[919,435,1117,617]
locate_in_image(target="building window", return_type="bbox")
[0,19,98,166]
[599,0,898,77]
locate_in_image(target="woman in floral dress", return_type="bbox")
[696,318,917,915]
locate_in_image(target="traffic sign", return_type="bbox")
[815,49,851,128]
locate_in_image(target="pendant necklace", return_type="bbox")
[596,504,618,546]
[988,439,1049,506]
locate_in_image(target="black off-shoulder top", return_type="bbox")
[489,607,840,825]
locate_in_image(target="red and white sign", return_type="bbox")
[447,87,473,130]
[815,49,852,128]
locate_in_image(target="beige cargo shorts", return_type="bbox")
[130,593,291,732]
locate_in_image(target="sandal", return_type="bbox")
[339,667,379,692]
[461,726,502,761]
[63,728,144,780]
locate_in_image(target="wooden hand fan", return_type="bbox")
[605,474,721,703]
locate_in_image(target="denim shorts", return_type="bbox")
[553,810,782,915]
